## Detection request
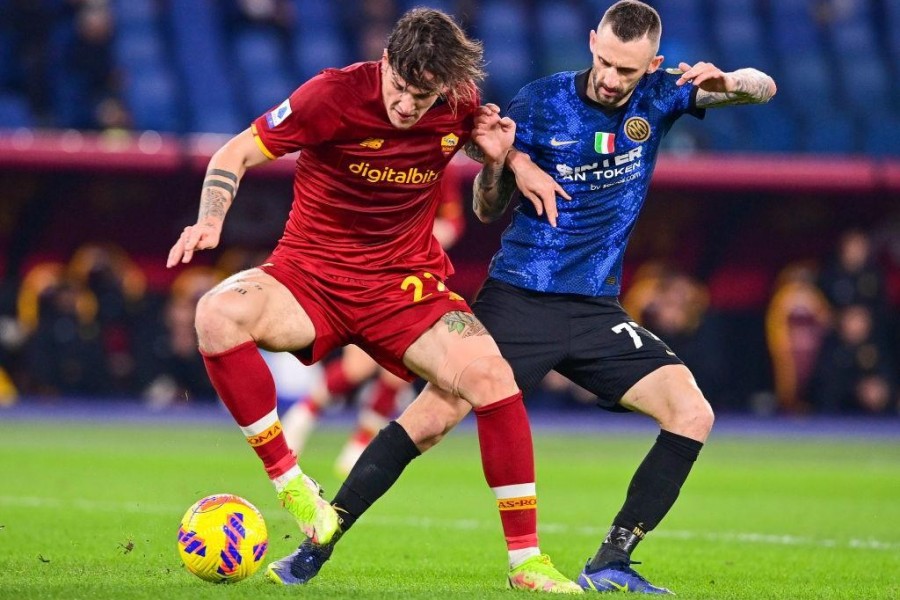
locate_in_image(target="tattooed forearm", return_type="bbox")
[695,68,777,107]
[464,141,485,163]
[199,188,230,221]
[206,168,238,183]
[472,165,516,223]
[198,167,238,222]
[442,311,488,338]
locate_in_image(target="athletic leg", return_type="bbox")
[400,312,579,591]
[194,268,339,542]
[334,368,407,477]
[580,365,713,593]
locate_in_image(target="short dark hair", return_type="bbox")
[386,8,484,109]
[600,1,662,46]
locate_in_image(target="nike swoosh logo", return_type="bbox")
[602,579,630,592]
[550,137,578,147]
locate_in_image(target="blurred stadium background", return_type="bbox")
[0,0,899,418]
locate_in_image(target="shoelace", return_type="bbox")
[609,559,651,582]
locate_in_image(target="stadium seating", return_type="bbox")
[292,0,349,80]
[0,0,896,155]
[477,0,533,107]
[166,0,243,134]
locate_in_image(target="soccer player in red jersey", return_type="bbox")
[279,171,468,478]
[166,8,579,593]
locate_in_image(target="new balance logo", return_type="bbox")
[550,137,579,147]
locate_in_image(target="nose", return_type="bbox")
[397,93,417,114]
[600,67,618,90]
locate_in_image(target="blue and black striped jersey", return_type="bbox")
[488,68,704,296]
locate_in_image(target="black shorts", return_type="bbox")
[472,278,683,411]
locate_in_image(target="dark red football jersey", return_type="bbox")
[252,61,477,279]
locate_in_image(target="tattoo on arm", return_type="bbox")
[464,141,485,163]
[473,165,516,222]
[695,68,776,108]
[202,179,235,196]
[206,168,238,183]
[441,311,488,338]
[199,188,229,221]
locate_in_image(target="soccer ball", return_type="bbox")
[177,494,268,583]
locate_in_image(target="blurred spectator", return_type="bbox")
[137,267,223,408]
[635,269,729,407]
[229,0,295,39]
[765,262,833,413]
[68,243,147,393]
[62,1,126,130]
[21,275,109,396]
[817,228,888,315]
[3,0,59,125]
[809,304,897,415]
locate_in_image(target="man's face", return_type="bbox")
[381,53,443,129]
[587,24,662,108]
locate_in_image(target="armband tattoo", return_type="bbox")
[202,179,235,196]
[206,168,238,183]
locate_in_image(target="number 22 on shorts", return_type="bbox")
[401,272,464,303]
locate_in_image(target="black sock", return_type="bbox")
[589,429,703,569]
[331,421,421,533]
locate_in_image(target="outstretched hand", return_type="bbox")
[166,222,222,268]
[509,151,571,228]
[675,61,731,93]
[471,103,515,165]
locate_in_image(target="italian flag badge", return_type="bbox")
[594,131,616,154]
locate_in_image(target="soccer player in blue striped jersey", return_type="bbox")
[470,1,776,593]
[281,1,775,594]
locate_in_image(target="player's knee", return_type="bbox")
[670,389,715,441]
[194,289,253,351]
[457,355,518,407]
[398,409,458,452]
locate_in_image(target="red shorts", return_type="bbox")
[260,251,472,381]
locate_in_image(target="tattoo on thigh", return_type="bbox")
[226,279,263,295]
[442,311,487,337]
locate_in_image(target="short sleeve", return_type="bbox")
[660,71,705,120]
[506,85,537,157]
[251,71,353,158]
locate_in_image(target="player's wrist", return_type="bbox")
[505,148,530,173]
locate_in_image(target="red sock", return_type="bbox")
[301,397,321,417]
[201,341,296,479]
[473,392,538,551]
[351,428,376,445]
[369,378,400,418]
[324,359,355,396]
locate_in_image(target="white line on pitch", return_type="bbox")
[1,495,897,552]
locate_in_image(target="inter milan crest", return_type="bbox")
[624,117,651,143]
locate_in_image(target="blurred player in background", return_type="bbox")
[286,0,776,594]
[166,7,579,593]
[280,168,466,477]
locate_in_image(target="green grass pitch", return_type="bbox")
[1,416,898,599]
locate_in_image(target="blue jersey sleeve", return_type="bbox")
[658,70,706,120]
[506,84,539,156]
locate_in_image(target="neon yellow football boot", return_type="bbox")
[276,474,340,544]
[508,554,584,594]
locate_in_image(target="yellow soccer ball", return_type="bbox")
[177,494,268,583]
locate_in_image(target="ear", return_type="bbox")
[646,54,664,74]
[589,28,597,55]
